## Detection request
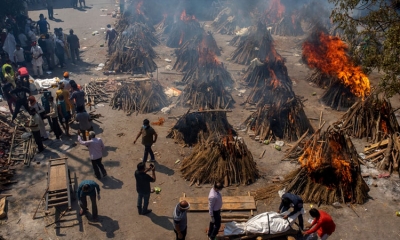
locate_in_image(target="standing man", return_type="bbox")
[133,119,157,163]
[208,182,223,240]
[2,30,16,63]
[17,66,30,89]
[31,41,44,78]
[36,14,50,35]
[45,34,55,70]
[14,44,26,66]
[60,72,71,91]
[67,29,80,64]
[70,81,85,111]
[303,208,336,240]
[135,162,155,215]
[46,0,54,19]
[46,96,62,140]
[57,95,71,136]
[26,108,45,153]
[1,78,15,114]
[77,180,100,221]
[11,80,30,121]
[105,24,117,55]
[173,200,190,240]
[55,35,66,68]
[76,106,92,140]
[77,131,107,179]
[278,192,304,230]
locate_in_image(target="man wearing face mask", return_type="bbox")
[77,130,107,179]
[133,119,158,163]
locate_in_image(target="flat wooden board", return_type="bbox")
[179,196,256,211]
[0,197,6,219]
[49,164,67,192]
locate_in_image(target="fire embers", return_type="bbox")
[285,128,369,204]
[302,30,371,110]
[166,10,202,48]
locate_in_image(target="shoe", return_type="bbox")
[150,159,156,162]
[142,209,152,215]
[102,173,107,177]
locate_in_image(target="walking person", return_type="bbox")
[133,119,157,163]
[77,180,100,221]
[302,208,336,240]
[77,130,107,179]
[208,182,224,240]
[36,14,50,35]
[278,192,304,230]
[135,162,155,215]
[57,95,71,136]
[25,108,45,153]
[11,80,30,121]
[67,29,80,64]
[76,105,92,140]
[55,35,65,68]
[45,96,62,139]
[79,0,86,8]
[105,24,117,55]
[46,0,54,19]
[1,78,16,114]
[28,96,49,140]
[173,200,190,240]
[31,41,44,78]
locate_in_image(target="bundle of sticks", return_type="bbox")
[111,23,159,53]
[306,70,333,89]
[321,80,358,111]
[166,16,202,48]
[115,2,155,32]
[244,97,314,142]
[363,134,400,174]
[334,94,399,142]
[178,66,234,109]
[109,80,169,114]
[231,22,279,65]
[84,81,110,108]
[166,110,235,146]
[173,31,221,72]
[212,7,239,35]
[180,133,259,186]
[267,15,304,36]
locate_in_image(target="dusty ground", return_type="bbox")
[0,0,400,239]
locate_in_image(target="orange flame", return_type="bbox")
[265,0,285,23]
[269,70,281,89]
[198,34,220,65]
[302,32,370,99]
[380,121,388,134]
[180,10,196,22]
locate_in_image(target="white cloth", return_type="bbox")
[31,46,43,66]
[14,48,25,62]
[3,33,17,63]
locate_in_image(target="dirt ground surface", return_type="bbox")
[1,0,400,240]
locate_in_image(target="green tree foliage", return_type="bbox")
[0,0,25,20]
[329,0,400,96]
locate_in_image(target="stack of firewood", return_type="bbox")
[84,81,110,107]
[180,132,258,186]
[109,79,169,114]
[166,11,203,48]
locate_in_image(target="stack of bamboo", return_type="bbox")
[109,79,169,114]
[180,133,259,186]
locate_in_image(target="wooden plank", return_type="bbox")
[179,196,256,211]
[49,164,67,191]
[0,197,6,219]
[47,201,69,208]
[364,138,390,152]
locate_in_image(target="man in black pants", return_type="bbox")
[278,192,304,230]
[11,80,31,121]
[208,183,223,240]
[46,0,54,19]
[135,162,156,215]
[26,108,45,153]
[77,130,107,179]
[133,119,158,163]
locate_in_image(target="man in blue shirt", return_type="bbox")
[37,14,50,35]
[77,180,100,221]
[278,192,304,230]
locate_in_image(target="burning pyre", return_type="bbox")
[173,31,220,72]
[180,132,259,186]
[302,29,371,110]
[257,127,370,204]
[166,111,235,146]
[166,10,203,48]
[212,3,254,35]
[178,47,234,109]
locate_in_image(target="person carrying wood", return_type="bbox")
[302,208,336,240]
[277,192,304,230]
[77,180,100,221]
[173,200,190,240]
[133,119,157,163]
[208,182,223,240]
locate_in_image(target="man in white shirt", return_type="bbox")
[14,44,26,66]
[77,131,107,179]
[31,41,44,77]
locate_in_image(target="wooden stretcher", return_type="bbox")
[45,158,76,211]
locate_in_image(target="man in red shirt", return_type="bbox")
[303,208,336,240]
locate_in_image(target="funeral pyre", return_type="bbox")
[178,47,234,109]
[173,31,220,72]
[109,79,168,114]
[180,132,259,186]
[166,10,203,48]
[256,127,369,204]
[166,111,235,146]
[302,29,371,111]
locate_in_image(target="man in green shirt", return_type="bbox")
[133,119,158,163]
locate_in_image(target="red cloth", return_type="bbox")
[18,67,29,77]
[304,210,336,237]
